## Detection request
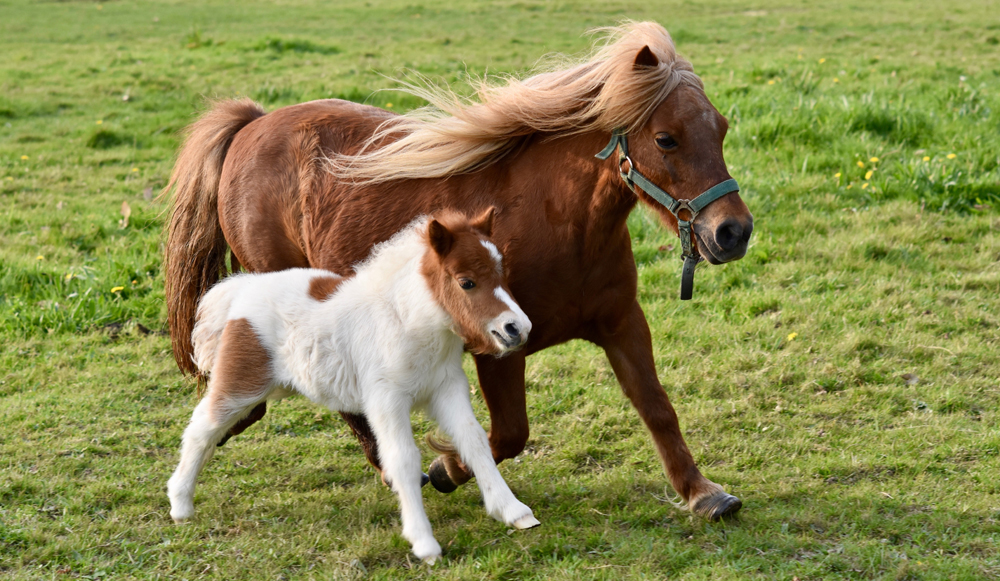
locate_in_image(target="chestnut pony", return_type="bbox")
[165,22,753,520]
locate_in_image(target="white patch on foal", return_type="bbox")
[167,217,538,564]
[480,239,503,274]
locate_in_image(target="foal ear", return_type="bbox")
[471,207,496,238]
[428,219,455,257]
[633,45,659,69]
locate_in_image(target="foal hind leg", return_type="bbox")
[364,397,440,563]
[428,378,538,529]
[168,319,274,522]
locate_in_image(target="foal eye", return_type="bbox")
[459,279,476,290]
[655,134,678,150]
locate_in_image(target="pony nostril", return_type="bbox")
[504,323,520,338]
[714,219,745,251]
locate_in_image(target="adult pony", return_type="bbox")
[165,22,753,521]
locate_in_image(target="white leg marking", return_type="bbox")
[428,381,538,529]
[365,395,441,562]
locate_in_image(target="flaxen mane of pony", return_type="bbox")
[328,22,702,183]
[165,20,753,523]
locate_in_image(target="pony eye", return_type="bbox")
[459,279,476,290]
[655,134,678,150]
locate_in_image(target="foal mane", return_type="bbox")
[328,21,702,184]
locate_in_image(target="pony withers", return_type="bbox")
[166,208,538,562]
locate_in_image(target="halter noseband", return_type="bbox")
[596,129,739,300]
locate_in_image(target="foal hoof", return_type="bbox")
[427,458,458,493]
[692,491,742,521]
[512,514,541,530]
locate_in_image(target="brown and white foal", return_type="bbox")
[167,209,537,563]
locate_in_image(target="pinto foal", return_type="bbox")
[167,209,538,562]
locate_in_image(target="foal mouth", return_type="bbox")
[490,330,526,351]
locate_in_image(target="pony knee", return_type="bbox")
[490,425,528,461]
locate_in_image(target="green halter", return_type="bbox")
[596,129,739,300]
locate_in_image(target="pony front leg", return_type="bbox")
[365,399,441,563]
[428,381,539,530]
[599,300,742,521]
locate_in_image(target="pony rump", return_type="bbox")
[329,21,702,184]
[163,99,267,376]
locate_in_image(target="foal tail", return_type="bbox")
[164,99,266,377]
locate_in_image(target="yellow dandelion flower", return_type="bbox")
[946,153,956,159]
[865,170,874,180]
[385,102,393,108]
[819,58,826,64]
[21,155,29,160]
[110,286,125,293]
[797,54,803,60]
[65,273,73,282]
[96,120,103,125]
[870,156,879,162]
[857,161,865,168]
[861,183,869,189]
[833,78,839,83]
[131,167,138,172]
[767,80,775,85]
[36,255,45,260]
[834,172,842,178]
[786,332,798,342]
[846,184,853,189]
[922,156,930,162]
[5,176,12,180]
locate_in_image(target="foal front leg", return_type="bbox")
[427,353,529,493]
[599,300,741,521]
[428,381,539,529]
[365,398,441,563]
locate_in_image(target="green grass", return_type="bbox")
[2,0,1000,579]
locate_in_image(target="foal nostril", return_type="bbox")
[503,323,520,339]
[714,218,745,251]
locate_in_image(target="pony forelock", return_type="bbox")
[328,21,702,184]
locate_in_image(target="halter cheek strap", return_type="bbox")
[597,129,739,300]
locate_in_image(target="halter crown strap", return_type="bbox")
[596,130,739,300]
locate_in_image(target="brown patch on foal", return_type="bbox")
[208,318,274,423]
[308,274,343,302]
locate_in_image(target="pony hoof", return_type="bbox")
[427,458,458,493]
[692,492,742,521]
[512,514,540,530]
[421,472,430,488]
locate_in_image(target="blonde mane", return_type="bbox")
[328,21,702,184]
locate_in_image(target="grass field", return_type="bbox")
[3,0,1000,579]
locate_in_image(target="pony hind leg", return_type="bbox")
[427,381,538,530]
[168,318,275,522]
[364,397,441,563]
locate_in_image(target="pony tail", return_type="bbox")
[425,432,458,456]
[163,99,266,376]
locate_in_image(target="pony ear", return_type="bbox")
[633,45,659,69]
[428,219,455,257]
[471,206,496,237]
